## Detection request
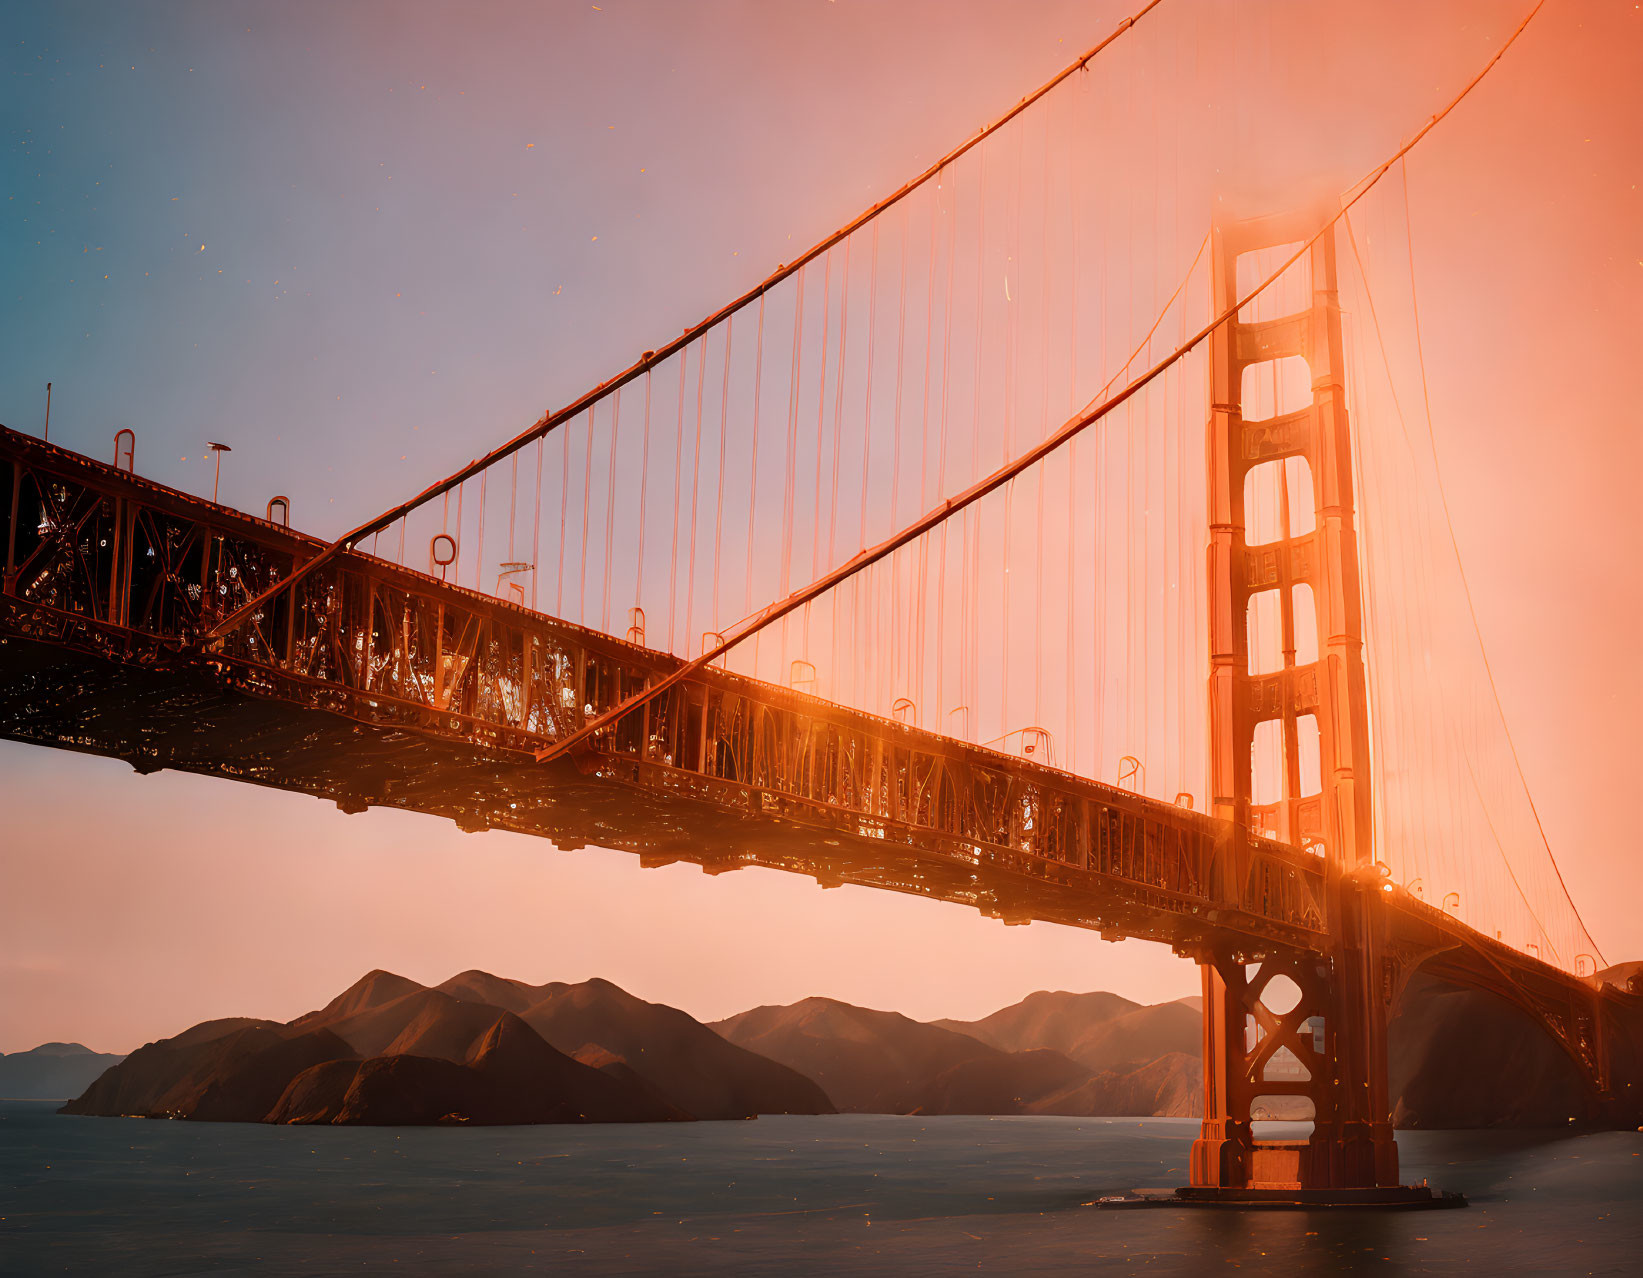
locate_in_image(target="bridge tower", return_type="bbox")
[1192,209,1399,1194]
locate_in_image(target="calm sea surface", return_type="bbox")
[2,1101,1640,1275]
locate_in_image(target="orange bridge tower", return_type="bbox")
[1191,209,1399,1196]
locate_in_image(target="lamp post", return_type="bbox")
[495,561,534,605]
[206,442,232,505]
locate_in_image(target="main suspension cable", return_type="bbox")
[205,0,1169,641]
[534,0,1549,766]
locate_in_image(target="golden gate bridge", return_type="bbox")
[2,0,1636,1204]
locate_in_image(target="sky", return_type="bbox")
[1,0,1639,1053]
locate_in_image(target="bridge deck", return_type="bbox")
[3,422,1633,1099]
[0,424,1331,954]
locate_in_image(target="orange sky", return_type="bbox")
[1,0,1638,1053]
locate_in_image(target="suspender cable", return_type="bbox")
[890,204,910,531]
[601,389,620,633]
[206,0,1168,642]
[579,406,594,624]
[475,469,488,598]
[453,481,464,589]
[779,268,808,666]
[1121,58,1136,781]
[889,210,910,702]
[507,452,518,564]
[934,172,957,721]
[557,409,570,616]
[807,251,835,656]
[780,272,807,597]
[813,254,833,601]
[745,297,766,674]
[1170,13,1187,796]
[635,370,652,617]
[1093,63,1110,774]
[711,318,732,638]
[441,491,452,585]
[1344,210,1443,907]
[1397,158,1603,963]
[1001,122,1023,738]
[536,0,1553,764]
[1035,108,1051,731]
[855,223,882,708]
[859,221,881,552]
[827,241,850,572]
[668,350,689,652]
[1350,199,1579,962]
[1142,22,1163,783]
[967,145,987,733]
[684,335,708,650]
[828,242,851,691]
[1065,87,1080,773]
[916,190,941,714]
[918,197,939,518]
[532,435,545,613]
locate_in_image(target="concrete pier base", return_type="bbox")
[1090,1185,1467,1211]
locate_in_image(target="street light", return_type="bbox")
[206,441,233,505]
[495,561,534,605]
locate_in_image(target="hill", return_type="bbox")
[713,997,1014,1113]
[713,994,1204,1117]
[931,976,1612,1126]
[711,996,1177,1115]
[268,1009,689,1125]
[62,1022,354,1121]
[513,976,834,1119]
[56,970,1616,1128]
[713,976,1606,1126]
[1026,1052,1203,1117]
[935,990,1202,1070]
[0,1043,127,1100]
[61,972,689,1125]
[1388,972,1591,1128]
[61,969,830,1126]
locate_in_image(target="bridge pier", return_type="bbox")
[1189,925,1398,1195]
[1176,209,1448,1208]
[1178,937,1425,1204]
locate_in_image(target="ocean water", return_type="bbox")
[2,1101,1640,1275]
